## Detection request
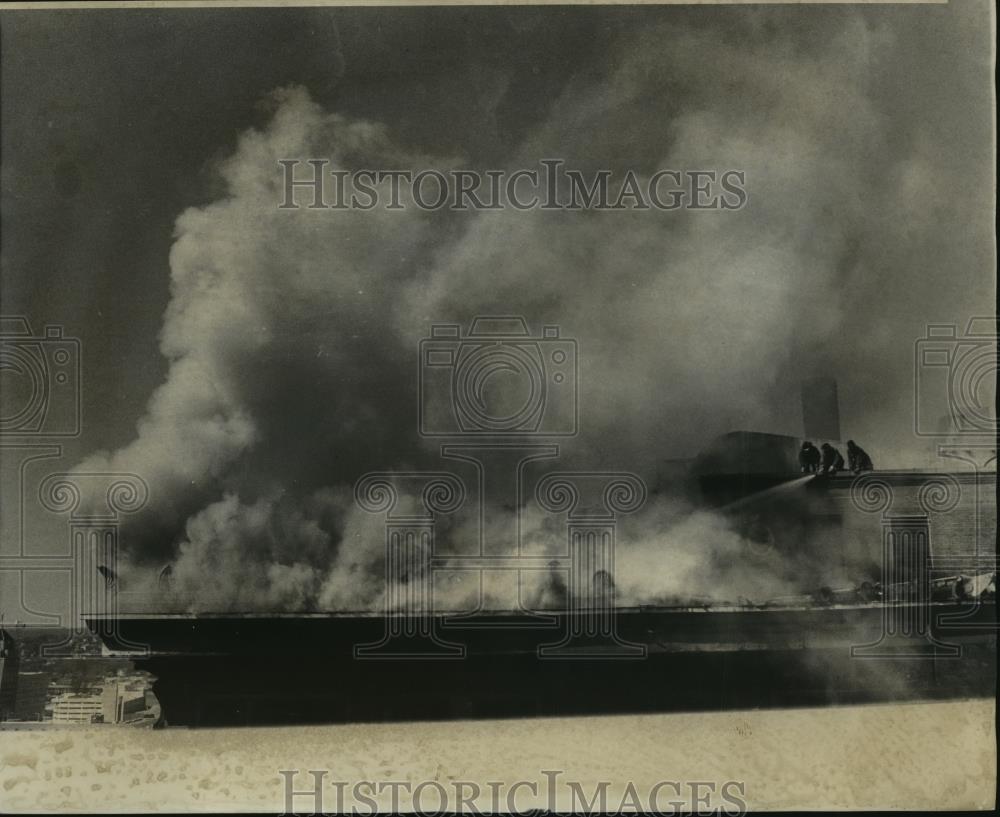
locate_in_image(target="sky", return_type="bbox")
[0,2,995,619]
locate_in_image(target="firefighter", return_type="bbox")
[820,442,845,474]
[799,441,821,473]
[846,440,874,473]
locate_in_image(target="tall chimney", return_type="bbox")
[801,377,841,440]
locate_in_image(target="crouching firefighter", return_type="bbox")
[847,440,874,473]
[820,442,845,475]
[799,441,821,473]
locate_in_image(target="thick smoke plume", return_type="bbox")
[73,13,992,611]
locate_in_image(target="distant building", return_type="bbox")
[43,675,150,725]
[101,680,146,724]
[49,692,103,723]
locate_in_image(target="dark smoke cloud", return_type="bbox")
[69,8,993,611]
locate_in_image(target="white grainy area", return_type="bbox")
[0,699,995,812]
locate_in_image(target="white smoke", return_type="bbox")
[80,12,992,611]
